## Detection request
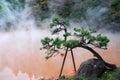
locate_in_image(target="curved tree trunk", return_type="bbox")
[81,45,117,70]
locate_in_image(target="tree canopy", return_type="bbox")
[40,17,116,79]
[40,16,109,59]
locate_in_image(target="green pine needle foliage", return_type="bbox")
[40,17,110,59]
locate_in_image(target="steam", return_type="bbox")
[0,0,120,80]
[0,0,36,31]
[85,7,108,28]
[48,0,65,14]
[0,0,119,31]
[0,68,30,80]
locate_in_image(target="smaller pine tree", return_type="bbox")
[40,17,116,79]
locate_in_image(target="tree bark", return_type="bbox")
[59,47,68,78]
[70,49,76,72]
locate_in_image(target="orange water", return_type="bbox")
[0,30,120,79]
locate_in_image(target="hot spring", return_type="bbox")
[0,0,120,80]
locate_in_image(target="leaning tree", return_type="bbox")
[40,17,116,79]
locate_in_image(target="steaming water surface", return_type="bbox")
[0,29,120,80]
[1,0,120,79]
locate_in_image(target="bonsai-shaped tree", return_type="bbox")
[40,17,116,79]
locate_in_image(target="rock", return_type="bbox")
[75,58,106,79]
